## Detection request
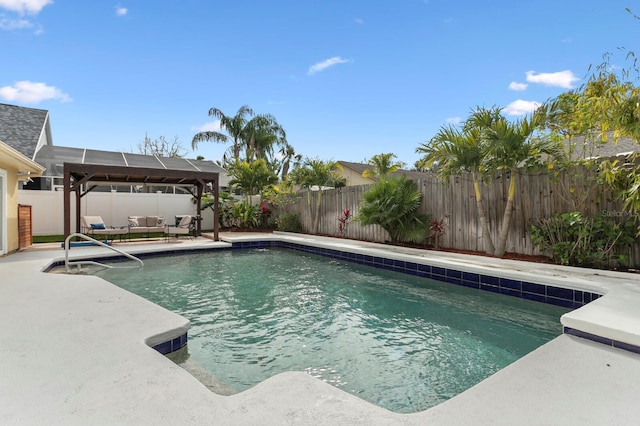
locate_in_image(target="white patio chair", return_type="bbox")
[164,215,192,241]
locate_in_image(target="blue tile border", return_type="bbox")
[152,332,188,355]
[50,239,616,354]
[237,240,603,311]
[563,327,640,355]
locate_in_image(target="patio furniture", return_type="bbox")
[81,216,128,241]
[128,216,167,239]
[165,215,193,241]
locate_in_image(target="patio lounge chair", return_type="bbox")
[165,215,193,241]
[81,216,128,241]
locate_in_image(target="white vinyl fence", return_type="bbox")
[18,190,216,236]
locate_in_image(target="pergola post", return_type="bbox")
[63,165,71,248]
[61,162,220,243]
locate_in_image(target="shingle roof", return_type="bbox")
[566,135,640,160]
[338,160,434,181]
[338,161,370,176]
[0,103,48,160]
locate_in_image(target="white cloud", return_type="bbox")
[446,116,462,125]
[354,18,363,24]
[307,56,350,75]
[503,99,541,116]
[0,0,52,14]
[115,6,127,16]
[0,80,71,104]
[193,120,222,133]
[525,70,579,89]
[0,16,31,29]
[509,81,528,91]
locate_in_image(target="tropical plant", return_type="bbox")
[362,153,405,179]
[337,208,351,235]
[417,106,564,257]
[262,180,299,209]
[278,142,302,181]
[355,176,429,244]
[429,218,448,249]
[227,202,261,229]
[530,211,635,267]
[227,158,279,205]
[288,158,344,234]
[191,105,288,168]
[479,106,565,257]
[416,120,494,254]
[275,213,304,232]
[547,52,640,232]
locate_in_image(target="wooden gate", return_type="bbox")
[18,204,32,250]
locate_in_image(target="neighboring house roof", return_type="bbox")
[338,160,434,183]
[0,103,51,160]
[338,161,370,177]
[34,145,230,187]
[566,135,640,161]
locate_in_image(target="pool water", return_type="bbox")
[95,248,568,413]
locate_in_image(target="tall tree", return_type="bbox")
[137,134,187,157]
[192,105,254,161]
[288,158,343,234]
[192,105,289,166]
[416,123,495,255]
[362,153,405,179]
[278,142,302,181]
[480,107,565,257]
[417,106,563,257]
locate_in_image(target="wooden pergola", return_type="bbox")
[63,162,219,246]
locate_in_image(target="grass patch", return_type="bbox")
[33,235,65,243]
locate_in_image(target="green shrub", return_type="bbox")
[355,176,429,244]
[530,211,635,267]
[275,213,303,233]
[228,202,261,229]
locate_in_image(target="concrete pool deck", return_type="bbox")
[1,232,640,424]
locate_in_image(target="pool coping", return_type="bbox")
[3,232,640,424]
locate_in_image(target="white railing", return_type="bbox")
[64,233,144,273]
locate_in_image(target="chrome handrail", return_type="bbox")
[64,233,144,273]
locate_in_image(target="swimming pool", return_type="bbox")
[95,247,568,413]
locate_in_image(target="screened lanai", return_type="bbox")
[30,145,229,191]
[57,148,222,244]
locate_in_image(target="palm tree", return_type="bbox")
[362,153,405,179]
[288,158,343,234]
[481,106,565,257]
[416,123,495,255]
[355,175,428,244]
[278,142,301,181]
[192,105,254,161]
[244,114,287,162]
[228,158,279,205]
[192,106,288,165]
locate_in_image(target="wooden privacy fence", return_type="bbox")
[274,165,640,267]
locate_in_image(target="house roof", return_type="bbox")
[0,103,49,160]
[338,160,434,181]
[566,135,640,160]
[0,140,45,178]
[338,161,370,176]
[34,145,230,186]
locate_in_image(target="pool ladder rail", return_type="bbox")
[64,233,144,273]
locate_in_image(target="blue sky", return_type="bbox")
[1,0,637,167]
